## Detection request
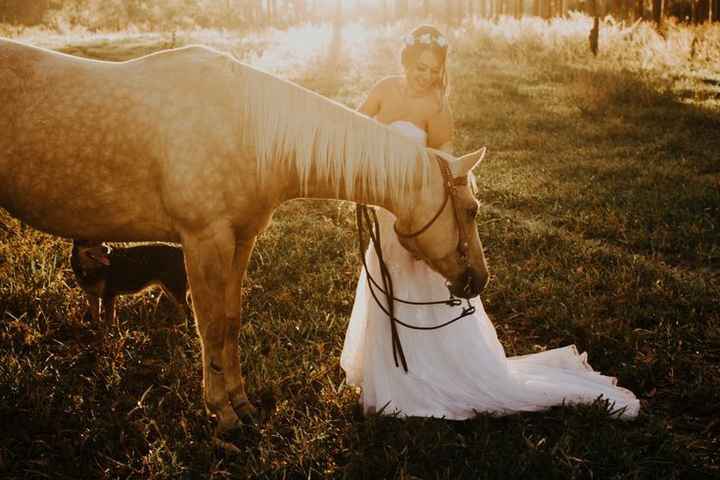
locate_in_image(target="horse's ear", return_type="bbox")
[451,147,486,176]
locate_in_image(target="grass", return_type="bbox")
[1,16,719,479]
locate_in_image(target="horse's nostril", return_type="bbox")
[447,269,488,299]
[465,269,488,295]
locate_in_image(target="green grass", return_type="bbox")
[1,17,719,479]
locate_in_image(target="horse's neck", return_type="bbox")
[276,161,402,214]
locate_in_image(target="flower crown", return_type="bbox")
[403,32,448,48]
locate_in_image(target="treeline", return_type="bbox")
[463,0,718,23]
[0,0,716,30]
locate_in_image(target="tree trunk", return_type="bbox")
[450,0,462,22]
[589,0,599,55]
[636,0,643,19]
[622,0,634,21]
[708,0,715,21]
[691,0,697,22]
[396,0,409,19]
[589,16,599,55]
[335,0,342,23]
[653,0,664,25]
[296,0,305,21]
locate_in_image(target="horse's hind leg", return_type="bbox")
[182,224,253,433]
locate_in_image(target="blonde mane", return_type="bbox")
[229,59,432,206]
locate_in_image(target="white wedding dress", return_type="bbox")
[340,121,640,420]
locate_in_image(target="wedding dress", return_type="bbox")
[340,120,640,420]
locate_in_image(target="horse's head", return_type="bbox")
[394,148,489,299]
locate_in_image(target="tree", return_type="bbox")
[396,0,409,18]
[653,0,664,25]
[589,15,599,55]
[0,0,50,25]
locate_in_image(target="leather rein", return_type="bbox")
[356,154,476,372]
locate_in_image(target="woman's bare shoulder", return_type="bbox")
[372,75,403,93]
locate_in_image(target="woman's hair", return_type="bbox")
[400,25,450,97]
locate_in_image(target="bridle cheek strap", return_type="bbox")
[394,155,472,269]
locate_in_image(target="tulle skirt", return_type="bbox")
[340,209,639,420]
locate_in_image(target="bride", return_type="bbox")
[340,25,640,420]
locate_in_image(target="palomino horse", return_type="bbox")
[0,38,488,434]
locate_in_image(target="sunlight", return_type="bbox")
[242,21,377,77]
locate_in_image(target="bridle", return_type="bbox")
[393,153,474,270]
[355,153,477,372]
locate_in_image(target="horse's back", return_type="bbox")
[0,39,180,240]
[0,40,253,242]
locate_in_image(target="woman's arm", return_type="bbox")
[427,97,454,153]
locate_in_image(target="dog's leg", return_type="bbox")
[101,295,116,328]
[83,293,100,323]
[163,276,192,325]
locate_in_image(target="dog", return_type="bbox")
[70,240,190,325]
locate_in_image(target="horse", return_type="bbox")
[0,38,489,436]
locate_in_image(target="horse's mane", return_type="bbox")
[229,58,432,206]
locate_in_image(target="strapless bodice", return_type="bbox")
[389,120,427,146]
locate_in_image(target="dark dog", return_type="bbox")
[70,240,190,324]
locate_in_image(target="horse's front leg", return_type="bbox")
[222,236,257,418]
[182,224,254,433]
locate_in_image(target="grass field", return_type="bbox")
[1,17,719,479]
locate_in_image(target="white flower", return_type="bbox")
[403,34,415,46]
[419,33,432,44]
[436,35,447,47]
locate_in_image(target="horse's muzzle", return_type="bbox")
[448,268,488,299]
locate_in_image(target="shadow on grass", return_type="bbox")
[453,55,720,273]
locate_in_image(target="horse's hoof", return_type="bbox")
[214,403,243,435]
[232,399,258,423]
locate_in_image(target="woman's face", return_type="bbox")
[404,49,443,95]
